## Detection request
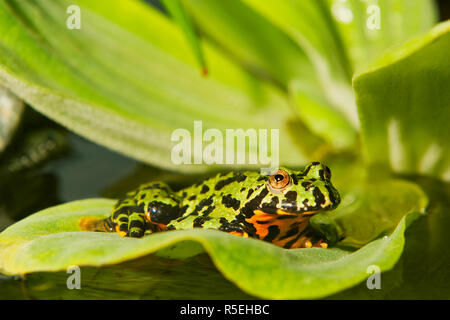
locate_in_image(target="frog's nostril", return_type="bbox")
[324,166,332,180]
[280,202,298,212]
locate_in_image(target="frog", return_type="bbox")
[98,162,341,249]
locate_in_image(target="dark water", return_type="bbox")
[42,133,139,202]
[0,108,150,230]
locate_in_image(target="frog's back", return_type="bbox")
[169,171,262,230]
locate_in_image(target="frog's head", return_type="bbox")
[261,162,340,216]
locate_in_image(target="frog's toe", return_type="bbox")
[129,229,144,237]
[315,240,328,248]
[115,222,128,237]
[309,240,328,249]
[127,213,146,238]
[301,237,328,248]
[288,236,328,248]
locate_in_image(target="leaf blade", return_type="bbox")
[160,0,207,73]
[0,0,309,172]
[354,21,450,181]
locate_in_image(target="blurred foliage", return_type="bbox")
[0,106,69,232]
[0,87,24,152]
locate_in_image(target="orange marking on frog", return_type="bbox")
[246,209,313,248]
[229,231,249,238]
[115,225,127,237]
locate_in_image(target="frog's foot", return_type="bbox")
[229,230,249,238]
[288,236,328,249]
[115,212,146,238]
[309,239,328,248]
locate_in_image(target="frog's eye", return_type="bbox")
[268,169,290,190]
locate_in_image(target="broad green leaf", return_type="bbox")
[242,0,358,125]
[290,81,358,149]
[326,0,438,73]
[184,0,359,149]
[0,173,428,299]
[242,0,438,150]
[0,0,312,173]
[354,21,450,182]
[182,0,317,87]
[160,0,207,73]
[328,176,450,299]
[331,179,428,247]
[242,0,353,83]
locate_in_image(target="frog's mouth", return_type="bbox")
[257,206,318,216]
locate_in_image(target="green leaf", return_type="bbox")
[0,172,428,299]
[242,0,353,82]
[325,0,438,73]
[16,254,256,300]
[331,178,428,247]
[354,21,450,182]
[0,86,24,152]
[241,0,358,124]
[160,0,207,74]
[182,0,316,87]
[290,82,358,149]
[0,0,310,172]
[184,0,359,149]
[241,0,438,150]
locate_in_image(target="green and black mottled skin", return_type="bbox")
[102,162,341,249]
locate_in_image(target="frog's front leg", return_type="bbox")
[298,237,328,249]
[288,226,329,249]
[112,182,183,238]
[112,201,148,237]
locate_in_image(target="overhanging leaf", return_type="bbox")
[160,0,207,74]
[182,0,316,87]
[242,0,438,150]
[0,0,311,172]
[0,86,24,152]
[184,0,359,150]
[354,21,450,181]
[242,0,358,127]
